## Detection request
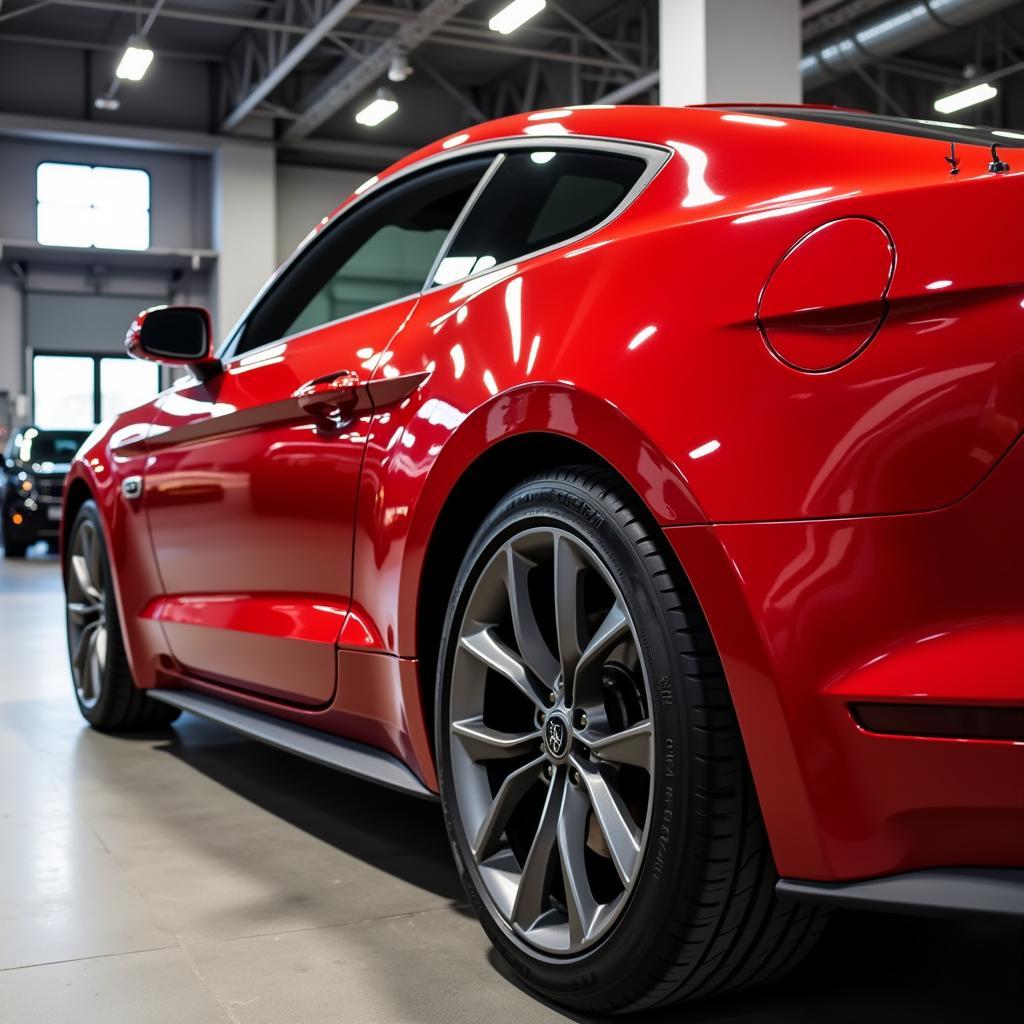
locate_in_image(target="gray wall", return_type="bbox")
[0,135,367,427]
[275,163,365,265]
[0,137,212,249]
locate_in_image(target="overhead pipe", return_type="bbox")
[802,0,1021,90]
[607,0,1020,104]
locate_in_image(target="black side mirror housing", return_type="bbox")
[125,305,222,381]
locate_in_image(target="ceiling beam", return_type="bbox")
[221,0,364,133]
[281,0,475,142]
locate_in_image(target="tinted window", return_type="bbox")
[14,429,89,465]
[725,105,1024,149]
[433,149,645,285]
[240,157,492,354]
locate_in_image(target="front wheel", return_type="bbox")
[65,500,179,731]
[436,467,825,1013]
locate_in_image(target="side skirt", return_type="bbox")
[777,869,1024,919]
[148,688,438,801]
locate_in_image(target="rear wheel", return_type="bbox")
[65,500,179,731]
[436,467,825,1013]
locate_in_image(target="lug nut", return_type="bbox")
[547,691,556,705]
[545,764,553,779]
[570,769,580,786]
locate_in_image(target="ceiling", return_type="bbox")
[0,0,1023,167]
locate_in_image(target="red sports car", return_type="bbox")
[62,104,1024,1013]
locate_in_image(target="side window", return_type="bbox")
[238,156,492,354]
[433,149,646,285]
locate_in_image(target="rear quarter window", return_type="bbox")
[433,149,646,285]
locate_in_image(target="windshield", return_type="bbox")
[13,428,90,467]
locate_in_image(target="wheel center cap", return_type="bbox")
[544,711,571,761]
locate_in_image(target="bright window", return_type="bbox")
[99,356,159,421]
[32,355,95,429]
[36,162,151,251]
[33,353,160,428]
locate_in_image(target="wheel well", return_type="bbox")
[62,478,93,557]
[415,433,624,755]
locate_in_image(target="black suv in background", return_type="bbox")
[2,426,90,557]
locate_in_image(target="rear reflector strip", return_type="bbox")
[851,703,1024,742]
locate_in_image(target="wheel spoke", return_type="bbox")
[67,600,100,624]
[472,756,546,861]
[452,716,542,761]
[460,625,545,709]
[505,546,560,686]
[572,756,641,888]
[70,553,100,602]
[558,779,598,948]
[94,626,108,673]
[85,523,103,593]
[511,773,562,931]
[575,602,630,697]
[553,534,586,690]
[73,620,99,675]
[589,719,653,771]
[87,638,104,701]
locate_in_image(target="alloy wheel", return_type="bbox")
[66,519,108,710]
[449,527,655,956]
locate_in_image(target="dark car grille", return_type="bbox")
[35,475,66,500]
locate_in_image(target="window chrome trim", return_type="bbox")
[422,152,505,292]
[219,135,671,364]
[420,138,669,297]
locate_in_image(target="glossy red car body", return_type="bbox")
[64,104,1024,887]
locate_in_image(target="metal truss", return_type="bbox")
[470,0,657,120]
[221,0,364,131]
[804,7,1024,125]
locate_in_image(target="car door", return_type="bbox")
[142,156,492,706]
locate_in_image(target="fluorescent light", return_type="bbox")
[489,0,545,35]
[115,36,154,81]
[934,82,997,115]
[530,151,556,164]
[355,94,398,127]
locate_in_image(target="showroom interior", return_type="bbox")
[2,0,1024,1021]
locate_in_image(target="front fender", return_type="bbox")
[63,414,170,688]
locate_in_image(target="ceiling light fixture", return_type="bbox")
[355,89,399,127]
[488,0,546,35]
[388,49,413,83]
[115,34,155,81]
[934,82,997,115]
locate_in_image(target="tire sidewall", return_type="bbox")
[436,474,695,1004]
[66,500,123,727]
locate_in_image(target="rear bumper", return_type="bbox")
[666,436,1024,882]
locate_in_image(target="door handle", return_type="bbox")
[294,370,362,422]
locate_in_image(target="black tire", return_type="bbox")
[3,537,28,558]
[65,500,180,732]
[436,466,826,1013]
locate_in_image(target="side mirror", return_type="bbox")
[125,305,221,381]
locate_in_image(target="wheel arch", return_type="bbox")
[404,384,708,761]
[61,476,95,572]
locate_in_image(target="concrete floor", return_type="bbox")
[1,550,1022,1024]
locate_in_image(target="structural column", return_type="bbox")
[212,140,277,337]
[659,0,802,107]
